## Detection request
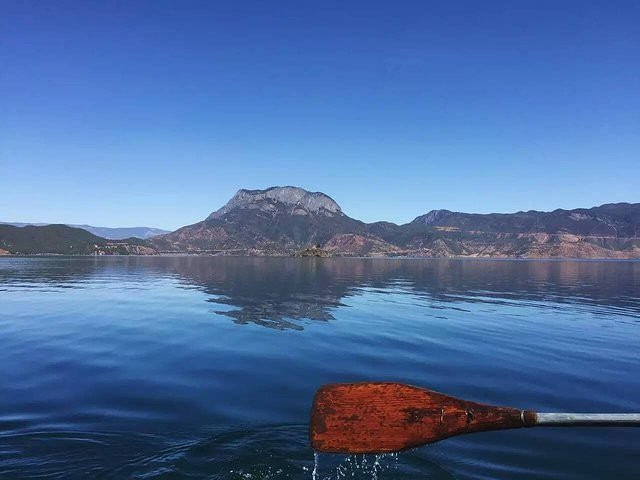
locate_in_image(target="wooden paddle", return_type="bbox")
[310,382,640,453]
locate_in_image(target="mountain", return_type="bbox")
[371,202,640,258]
[410,203,640,237]
[151,187,640,258]
[0,224,156,255]
[206,186,343,220]
[152,186,369,254]
[0,222,168,240]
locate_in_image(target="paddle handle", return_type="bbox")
[535,413,640,426]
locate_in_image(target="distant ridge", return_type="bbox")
[410,202,640,237]
[0,224,154,255]
[0,222,169,240]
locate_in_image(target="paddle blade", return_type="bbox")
[310,382,534,454]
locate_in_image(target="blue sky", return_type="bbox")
[2,1,639,230]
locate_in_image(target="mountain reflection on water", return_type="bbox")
[169,257,640,329]
[2,257,639,331]
[8,257,640,330]
[1,256,639,479]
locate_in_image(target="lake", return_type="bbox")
[0,256,638,479]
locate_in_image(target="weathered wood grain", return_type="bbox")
[310,382,537,453]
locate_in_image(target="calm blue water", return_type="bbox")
[0,257,639,479]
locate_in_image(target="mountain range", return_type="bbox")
[0,222,168,240]
[150,186,640,258]
[2,186,639,258]
[0,224,154,255]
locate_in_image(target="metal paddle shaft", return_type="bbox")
[309,382,640,454]
[536,413,640,426]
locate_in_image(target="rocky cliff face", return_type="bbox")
[207,186,342,220]
[151,187,640,258]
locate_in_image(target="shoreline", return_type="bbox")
[1,253,638,262]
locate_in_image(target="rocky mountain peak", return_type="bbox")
[206,186,343,220]
[413,209,454,225]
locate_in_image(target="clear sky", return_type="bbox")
[2,1,639,230]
